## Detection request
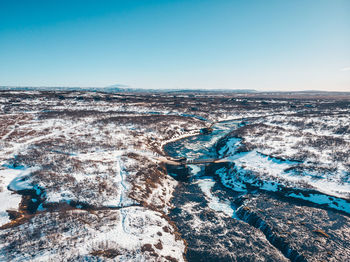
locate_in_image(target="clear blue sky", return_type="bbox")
[0,0,349,91]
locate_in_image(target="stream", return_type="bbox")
[163,120,350,261]
[164,120,252,261]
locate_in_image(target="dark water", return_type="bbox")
[163,120,350,261]
[164,120,239,161]
[164,120,246,261]
[165,119,350,216]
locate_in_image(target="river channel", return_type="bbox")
[163,119,350,262]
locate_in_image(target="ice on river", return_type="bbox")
[223,150,350,199]
[217,148,350,214]
[197,178,235,217]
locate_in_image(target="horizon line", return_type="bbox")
[0,85,350,94]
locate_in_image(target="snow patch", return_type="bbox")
[197,178,234,217]
[0,166,38,226]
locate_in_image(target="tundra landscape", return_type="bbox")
[1,0,349,260]
[0,89,349,261]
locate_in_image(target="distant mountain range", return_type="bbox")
[0,85,349,95]
[0,85,257,94]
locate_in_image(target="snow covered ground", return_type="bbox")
[0,168,23,226]
[0,90,349,260]
[216,102,350,213]
[0,91,210,260]
[0,207,186,261]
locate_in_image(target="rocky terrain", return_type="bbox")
[0,89,349,261]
